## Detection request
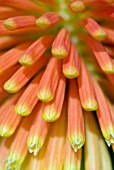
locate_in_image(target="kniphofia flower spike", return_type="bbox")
[0,0,114,169]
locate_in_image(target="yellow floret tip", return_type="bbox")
[82,99,98,111]
[15,104,31,116]
[52,48,68,59]
[19,54,34,66]
[4,18,16,30]
[42,107,60,122]
[37,89,53,102]
[36,17,51,29]
[4,80,19,93]
[63,65,79,79]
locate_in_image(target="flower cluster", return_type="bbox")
[0,0,114,170]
